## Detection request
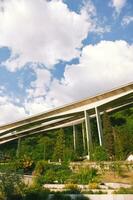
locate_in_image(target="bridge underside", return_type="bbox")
[0,82,133,158]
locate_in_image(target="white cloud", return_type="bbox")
[1,40,133,123]
[110,0,127,14]
[0,95,26,125]
[0,0,93,71]
[27,67,51,98]
[44,40,133,107]
[122,15,133,26]
[24,97,51,115]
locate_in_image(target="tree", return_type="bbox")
[113,128,124,160]
[103,112,115,160]
[53,129,65,162]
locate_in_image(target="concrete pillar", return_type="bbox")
[95,107,103,146]
[16,138,21,158]
[84,110,92,159]
[82,121,86,151]
[73,125,76,151]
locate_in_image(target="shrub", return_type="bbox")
[114,187,133,194]
[34,162,72,184]
[88,182,99,189]
[70,168,99,184]
[24,188,49,200]
[50,193,72,200]
[75,196,89,200]
[64,184,80,194]
[92,146,108,161]
[44,169,57,183]
[13,156,35,174]
[82,190,107,194]
[0,168,25,200]
[34,160,48,175]
[110,162,125,177]
[8,194,23,200]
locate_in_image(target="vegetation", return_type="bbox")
[114,186,133,194]
[0,108,133,198]
[92,146,108,161]
[69,168,99,185]
[103,112,115,160]
[53,129,65,162]
[0,108,133,163]
[0,168,24,200]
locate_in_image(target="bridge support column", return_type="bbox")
[84,110,92,159]
[95,107,103,146]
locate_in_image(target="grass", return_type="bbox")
[101,171,133,184]
[113,187,133,194]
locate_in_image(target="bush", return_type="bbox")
[7,194,23,200]
[34,162,72,184]
[75,196,89,200]
[50,193,72,200]
[88,182,99,189]
[82,190,107,194]
[64,184,80,194]
[10,156,35,175]
[114,187,133,194]
[24,188,49,200]
[34,160,48,175]
[0,168,25,200]
[110,162,125,177]
[70,168,99,184]
[92,146,108,161]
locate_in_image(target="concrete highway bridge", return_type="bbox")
[0,82,133,159]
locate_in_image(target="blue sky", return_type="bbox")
[0,0,133,124]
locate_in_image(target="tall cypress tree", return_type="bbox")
[103,112,115,160]
[113,128,124,160]
[53,129,65,162]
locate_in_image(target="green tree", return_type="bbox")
[103,112,115,160]
[113,128,124,160]
[53,129,65,162]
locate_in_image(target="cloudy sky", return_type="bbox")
[0,0,133,125]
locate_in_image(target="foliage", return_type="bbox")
[109,162,125,177]
[14,155,34,174]
[81,190,107,194]
[64,183,80,193]
[50,193,72,200]
[34,160,49,175]
[92,146,108,161]
[53,129,65,162]
[0,108,133,164]
[112,108,133,159]
[0,168,25,200]
[63,148,77,162]
[114,186,133,194]
[113,128,124,160]
[103,112,115,160]
[88,182,99,189]
[75,196,89,200]
[24,187,49,200]
[34,162,72,185]
[7,194,23,200]
[69,168,99,184]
